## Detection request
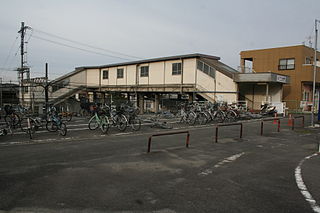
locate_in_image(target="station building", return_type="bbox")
[28,53,290,114]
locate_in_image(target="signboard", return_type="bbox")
[276,75,287,83]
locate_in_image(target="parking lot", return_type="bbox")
[0,115,319,212]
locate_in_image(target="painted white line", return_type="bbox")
[198,152,245,176]
[295,153,320,213]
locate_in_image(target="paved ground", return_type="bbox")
[0,115,319,212]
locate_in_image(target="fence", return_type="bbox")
[215,122,243,143]
[147,130,190,153]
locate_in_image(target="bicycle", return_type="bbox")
[125,106,141,131]
[105,105,128,132]
[20,116,36,139]
[46,107,67,136]
[88,106,109,134]
[3,105,20,128]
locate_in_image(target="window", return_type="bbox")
[305,57,312,65]
[303,91,310,101]
[140,66,149,77]
[197,60,204,70]
[197,60,215,78]
[172,63,182,75]
[102,70,108,79]
[117,68,124,78]
[279,58,295,70]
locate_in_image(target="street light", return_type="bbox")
[311,19,319,127]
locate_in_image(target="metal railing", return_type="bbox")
[215,122,243,143]
[147,130,190,153]
[260,118,280,136]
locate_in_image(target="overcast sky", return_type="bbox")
[0,0,319,82]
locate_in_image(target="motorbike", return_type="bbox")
[260,103,277,116]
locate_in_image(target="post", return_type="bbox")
[19,22,25,106]
[260,121,264,136]
[311,19,319,126]
[0,77,2,108]
[215,126,218,143]
[45,63,49,114]
[186,132,190,148]
[154,93,160,113]
[277,119,280,132]
[240,123,243,138]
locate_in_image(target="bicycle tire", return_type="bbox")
[215,111,225,123]
[116,114,127,131]
[4,113,20,127]
[88,116,99,130]
[197,113,208,125]
[130,117,141,131]
[59,123,67,136]
[100,116,109,134]
[46,121,58,132]
[187,112,196,125]
[225,110,237,123]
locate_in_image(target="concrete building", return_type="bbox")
[49,53,240,113]
[240,45,320,111]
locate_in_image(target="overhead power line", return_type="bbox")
[32,35,135,61]
[31,28,142,60]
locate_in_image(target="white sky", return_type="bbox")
[0,0,319,82]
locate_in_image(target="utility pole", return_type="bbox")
[17,22,31,106]
[311,19,319,126]
[0,77,2,108]
[45,63,49,114]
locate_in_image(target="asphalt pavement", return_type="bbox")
[0,115,319,213]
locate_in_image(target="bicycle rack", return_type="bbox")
[260,118,280,136]
[292,115,305,130]
[215,122,243,143]
[147,130,190,153]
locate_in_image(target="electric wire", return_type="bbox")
[1,36,19,72]
[31,28,142,60]
[31,35,133,61]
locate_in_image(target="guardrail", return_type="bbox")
[260,118,280,136]
[292,115,305,130]
[215,122,243,143]
[147,130,190,153]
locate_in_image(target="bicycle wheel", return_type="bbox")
[59,123,67,136]
[214,111,225,123]
[100,116,109,134]
[197,113,208,125]
[5,113,20,127]
[187,112,196,125]
[88,116,99,130]
[116,114,127,131]
[225,110,237,123]
[46,121,58,132]
[130,117,141,131]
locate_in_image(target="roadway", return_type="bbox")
[0,115,319,212]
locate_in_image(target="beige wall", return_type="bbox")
[86,68,100,87]
[183,59,196,84]
[149,62,165,85]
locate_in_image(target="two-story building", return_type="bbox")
[240,45,320,111]
[49,53,240,113]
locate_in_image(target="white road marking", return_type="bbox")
[198,152,245,176]
[295,153,320,213]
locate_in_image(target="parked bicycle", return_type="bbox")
[88,105,109,134]
[46,107,67,136]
